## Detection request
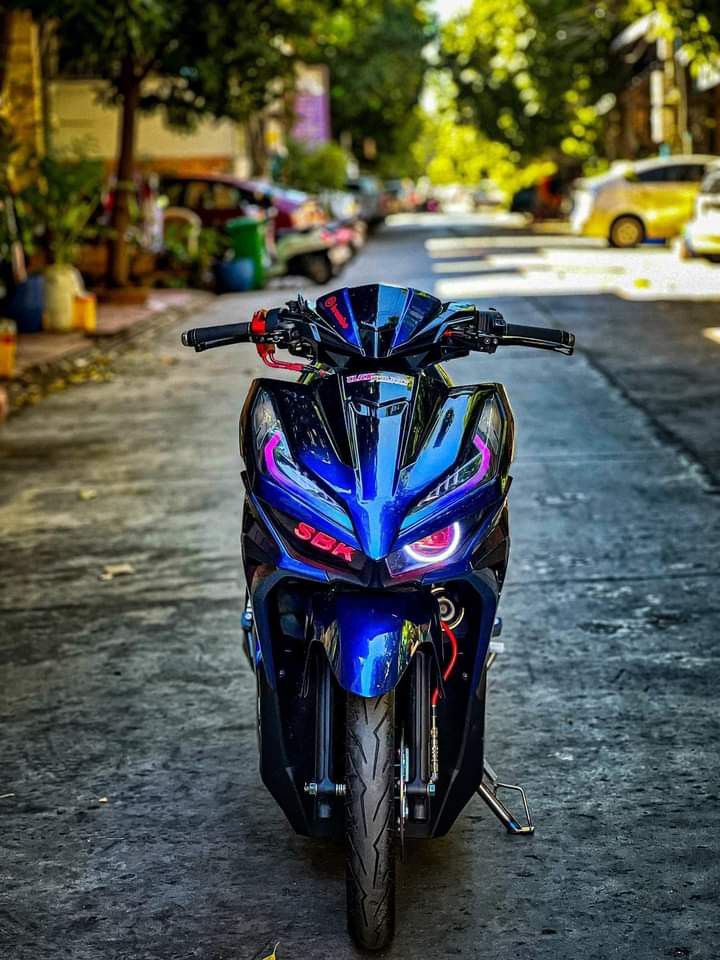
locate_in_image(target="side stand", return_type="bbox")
[476,761,535,835]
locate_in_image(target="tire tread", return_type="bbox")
[345,693,396,951]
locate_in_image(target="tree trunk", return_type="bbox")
[247,114,268,177]
[38,18,57,154]
[107,59,140,288]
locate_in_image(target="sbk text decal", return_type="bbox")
[294,522,355,562]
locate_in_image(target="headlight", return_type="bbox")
[404,522,461,563]
[252,391,351,531]
[416,397,504,509]
[387,522,463,577]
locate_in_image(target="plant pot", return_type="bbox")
[213,258,255,293]
[43,265,83,333]
[5,273,44,334]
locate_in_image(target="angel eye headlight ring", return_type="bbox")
[403,522,461,564]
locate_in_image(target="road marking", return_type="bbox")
[703,327,720,345]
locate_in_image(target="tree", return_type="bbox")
[628,0,720,72]
[441,0,630,166]
[309,0,433,175]
[49,0,342,286]
[280,138,350,191]
[442,0,720,168]
[411,73,558,198]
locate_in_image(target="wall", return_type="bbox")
[51,79,251,176]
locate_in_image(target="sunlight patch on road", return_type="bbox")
[703,327,720,345]
[434,273,613,299]
[425,234,601,254]
[431,257,547,273]
[429,231,720,302]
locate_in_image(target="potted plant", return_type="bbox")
[17,149,103,332]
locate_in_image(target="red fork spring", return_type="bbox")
[431,620,458,707]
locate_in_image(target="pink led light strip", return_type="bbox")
[453,434,492,497]
[263,431,286,485]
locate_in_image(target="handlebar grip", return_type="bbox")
[504,323,575,351]
[181,321,252,350]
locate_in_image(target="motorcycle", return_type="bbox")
[181,283,575,950]
[271,225,339,285]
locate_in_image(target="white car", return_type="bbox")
[681,165,720,262]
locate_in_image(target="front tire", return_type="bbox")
[295,251,333,285]
[345,693,396,951]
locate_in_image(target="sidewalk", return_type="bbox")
[13,290,211,377]
[2,289,213,420]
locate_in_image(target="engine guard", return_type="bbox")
[311,591,437,697]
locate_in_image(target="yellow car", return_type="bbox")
[571,155,719,248]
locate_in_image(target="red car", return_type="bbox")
[159,175,327,231]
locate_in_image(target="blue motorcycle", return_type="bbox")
[182,283,574,950]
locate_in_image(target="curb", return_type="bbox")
[3,290,215,419]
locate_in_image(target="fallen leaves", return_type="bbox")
[9,353,114,412]
[99,562,136,581]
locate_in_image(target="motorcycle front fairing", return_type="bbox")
[239,363,513,838]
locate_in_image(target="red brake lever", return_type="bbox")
[251,309,324,375]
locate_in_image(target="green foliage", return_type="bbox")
[53,0,349,126]
[307,0,433,176]
[412,90,556,200]
[628,0,720,73]
[441,0,630,164]
[440,0,720,169]
[161,225,225,287]
[15,148,104,264]
[280,139,350,192]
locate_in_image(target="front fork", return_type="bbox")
[245,599,535,836]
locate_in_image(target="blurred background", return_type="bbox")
[2,3,720,958]
[1,0,719,333]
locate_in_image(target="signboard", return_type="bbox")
[292,64,331,145]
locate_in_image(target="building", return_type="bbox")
[609,13,720,160]
[51,79,252,178]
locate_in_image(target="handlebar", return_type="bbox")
[181,320,252,352]
[502,323,575,353]
[181,306,575,357]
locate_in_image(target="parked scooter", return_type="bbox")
[270,226,338,285]
[181,284,575,950]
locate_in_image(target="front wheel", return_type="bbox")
[345,692,396,951]
[295,251,333,285]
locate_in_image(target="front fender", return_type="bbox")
[312,592,436,697]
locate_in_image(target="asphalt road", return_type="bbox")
[1,214,719,960]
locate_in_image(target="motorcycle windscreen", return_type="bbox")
[311,592,434,697]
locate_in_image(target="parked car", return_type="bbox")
[383,179,421,213]
[159,175,327,231]
[680,164,720,262]
[571,155,719,247]
[319,190,367,255]
[346,175,387,228]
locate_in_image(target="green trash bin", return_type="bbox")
[227,216,267,289]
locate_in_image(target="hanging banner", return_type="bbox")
[292,64,331,145]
